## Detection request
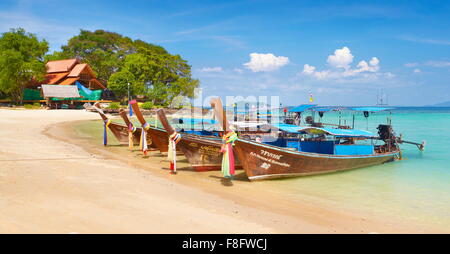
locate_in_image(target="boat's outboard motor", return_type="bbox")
[377,124,394,140]
[377,124,398,152]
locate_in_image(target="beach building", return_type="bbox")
[23,59,113,108]
[29,58,105,90]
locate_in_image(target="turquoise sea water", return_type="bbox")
[257,107,450,230]
[123,108,450,230]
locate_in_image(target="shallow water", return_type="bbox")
[262,108,450,228]
[81,108,450,231]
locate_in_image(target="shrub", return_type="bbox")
[23,103,41,109]
[141,101,154,110]
[108,102,120,109]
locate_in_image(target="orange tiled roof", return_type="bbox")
[45,72,69,84]
[59,77,79,85]
[89,78,106,89]
[68,63,96,78]
[46,59,79,73]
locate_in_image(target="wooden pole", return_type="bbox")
[156,109,175,135]
[130,100,147,127]
[210,97,229,133]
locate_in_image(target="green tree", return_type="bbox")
[110,51,199,105]
[108,70,138,103]
[0,28,48,104]
[46,29,134,84]
[48,29,199,106]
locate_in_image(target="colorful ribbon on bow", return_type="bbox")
[103,119,112,146]
[221,131,238,178]
[168,132,181,174]
[140,122,150,155]
[128,124,137,151]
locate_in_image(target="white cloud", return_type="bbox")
[243,53,289,72]
[384,72,395,78]
[405,62,419,67]
[354,57,380,73]
[302,64,316,74]
[399,36,450,46]
[199,67,223,73]
[233,68,243,73]
[414,68,421,73]
[301,47,389,81]
[425,61,450,67]
[327,46,354,69]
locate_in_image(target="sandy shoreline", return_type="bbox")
[0,109,442,233]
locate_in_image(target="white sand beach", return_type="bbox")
[0,109,439,233]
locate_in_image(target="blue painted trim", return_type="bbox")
[237,138,398,159]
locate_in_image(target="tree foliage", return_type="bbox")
[109,46,199,105]
[48,29,199,106]
[0,28,48,104]
[46,29,133,83]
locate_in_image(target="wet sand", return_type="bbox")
[0,109,440,233]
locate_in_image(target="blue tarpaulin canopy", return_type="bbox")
[318,128,376,137]
[311,106,345,112]
[270,123,307,133]
[76,81,92,96]
[288,104,392,113]
[288,104,318,112]
[349,107,393,112]
[270,124,376,137]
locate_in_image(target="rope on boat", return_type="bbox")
[168,132,181,174]
[128,124,137,151]
[103,119,112,146]
[140,122,150,155]
[221,131,238,178]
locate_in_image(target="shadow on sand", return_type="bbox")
[209,172,249,186]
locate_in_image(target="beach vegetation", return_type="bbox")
[141,101,154,110]
[23,103,41,109]
[0,28,48,104]
[47,29,199,106]
[107,102,120,109]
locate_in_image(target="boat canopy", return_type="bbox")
[349,107,393,112]
[270,123,306,133]
[288,104,392,113]
[270,123,376,138]
[288,104,318,112]
[308,127,376,138]
[311,106,345,112]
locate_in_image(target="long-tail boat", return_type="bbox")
[129,100,177,153]
[156,107,234,171]
[233,127,400,180]
[92,102,141,145]
[118,108,155,149]
[155,98,273,171]
[232,107,424,181]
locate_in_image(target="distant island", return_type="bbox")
[426,101,450,107]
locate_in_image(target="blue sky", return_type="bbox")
[1,0,449,106]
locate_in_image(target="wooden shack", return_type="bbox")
[21,58,112,107]
[36,59,105,89]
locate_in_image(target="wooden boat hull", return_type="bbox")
[147,127,181,153]
[177,135,242,171]
[234,139,399,181]
[107,122,153,147]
